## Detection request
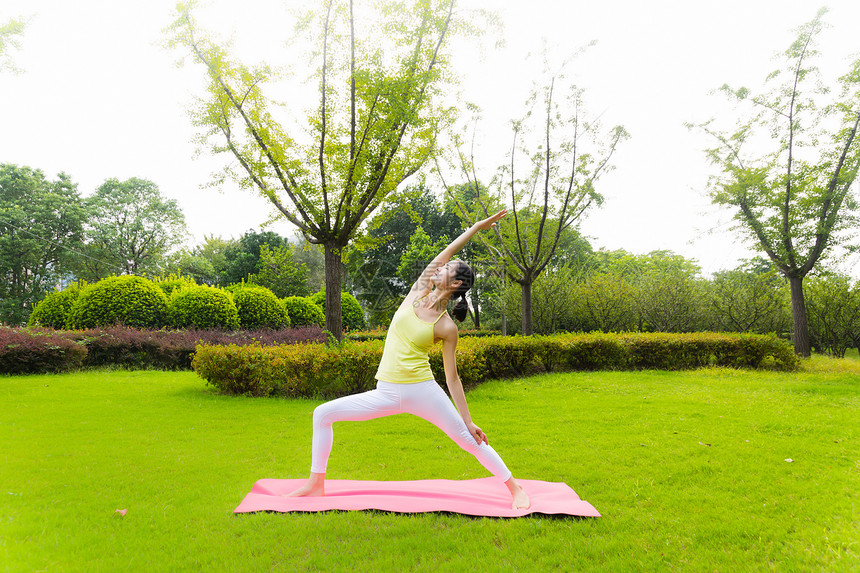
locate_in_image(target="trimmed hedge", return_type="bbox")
[154,274,197,296]
[0,326,328,374]
[309,290,366,331]
[228,286,291,329]
[192,340,385,397]
[192,331,800,398]
[67,276,169,329]
[346,328,501,342]
[0,327,87,374]
[282,296,325,328]
[28,283,84,329]
[168,286,241,330]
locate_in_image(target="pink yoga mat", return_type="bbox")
[234,478,600,518]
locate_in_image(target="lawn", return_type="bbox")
[2,357,858,572]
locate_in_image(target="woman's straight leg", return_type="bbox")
[399,381,513,481]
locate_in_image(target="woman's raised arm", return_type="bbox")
[408,209,507,296]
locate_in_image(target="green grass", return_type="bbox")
[2,358,859,572]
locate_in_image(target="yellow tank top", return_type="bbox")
[375,297,445,384]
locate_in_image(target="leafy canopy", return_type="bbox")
[693,8,860,278]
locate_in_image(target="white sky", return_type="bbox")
[2,0,859,277]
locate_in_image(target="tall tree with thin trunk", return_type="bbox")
[165,0,467,338]
[444,70,627,335]
[689,8,860,356]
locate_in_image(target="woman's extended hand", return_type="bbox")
[475,210,507,231]
[467,421,488,446]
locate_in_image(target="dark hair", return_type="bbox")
[450,260,475,322]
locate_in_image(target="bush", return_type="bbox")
[192,331,799,398]
[282,296,325,328]
[168,286,240,330]
[309,290,366,331]
[345,328,501,342]
[0,327,87,374]
[192,339,384,397]
[71,326,326,370]
[227,286,291,329]
[28,283,84,329]
[66,276,169,329]
[153,274,198,297]
[0,326,328,374]
[622,333,711,370]
[72,327,194,370]
[346,328,387,341]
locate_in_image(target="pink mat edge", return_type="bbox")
[234,477,601,518]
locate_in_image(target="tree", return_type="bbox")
[445,65,627,335]
[165,0,467,337]
[690,9,860,355]
[164,234,235,285]
[397,226,449,286]
[706,267,791,334]
[221,230,289,286]
[348,185,461,325]
[248,243,310,298]
[289,237,325,294]
[804,273,860,357]
[0,165,87,324]
[574,271,636,332]
[499,265,585,334]
[0,16,26,73]
[75,178,188,280]
[629,252,707,333]
[163,249,218,285]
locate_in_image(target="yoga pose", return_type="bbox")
[286,210,530,509]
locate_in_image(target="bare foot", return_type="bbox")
[505,477,531,509]
[282,472,325,497]
[511,487,530,509]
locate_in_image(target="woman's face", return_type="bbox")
[432,262,462,290]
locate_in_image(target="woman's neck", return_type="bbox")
[423,288,452,311]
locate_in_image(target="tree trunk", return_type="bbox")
[521,280,533,336]
[470,291,481,329]
[789,275,811,357]
[323,242,343,340]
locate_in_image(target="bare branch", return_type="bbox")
[238,77,264,109]
[187,37,315,227]
[347,0,456,234]
[782,12,821,270]
[508,125,528,267]
[532,77,555,266]
[349,0,356,165]
[318,0,334,230]
[802,110,860,275]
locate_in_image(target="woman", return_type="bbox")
[286,209,529,509]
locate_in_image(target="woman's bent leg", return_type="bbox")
[309,385,400,474]
[286,384,400,497]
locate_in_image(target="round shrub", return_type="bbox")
[66,276,169,329]
[168,285,240,330]
[154,274,197,297]
[282,296,326,327]
[310,289,367,331]
[28,283,84,329]
[229,285,291,329]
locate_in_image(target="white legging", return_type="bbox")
[309,379,512,481]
